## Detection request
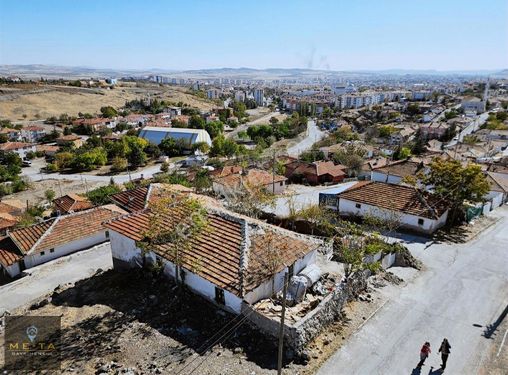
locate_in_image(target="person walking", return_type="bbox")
[417,342,431,367]
[438,338,451,370]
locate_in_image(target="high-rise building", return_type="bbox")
[254,88,264,106]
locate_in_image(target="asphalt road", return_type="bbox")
[287,119,326,157]
[445,112,489,148]
[0,243,112,314]
[226,108,279,139]
[317,206,508,375]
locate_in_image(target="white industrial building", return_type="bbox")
[139,126,212,147]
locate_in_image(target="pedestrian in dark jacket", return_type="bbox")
[417,342,431,367]
[439,338,451,369]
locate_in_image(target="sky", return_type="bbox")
[0,0,507,71]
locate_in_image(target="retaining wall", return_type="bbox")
[242,270,369,355]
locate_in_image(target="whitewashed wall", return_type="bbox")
[244,249,317,304]
[338,198,448,234]
[1,261,21,278]
[110,231,244,314]
[24,231,109,269]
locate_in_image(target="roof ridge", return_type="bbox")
[7,218,56,254]
[26,217,60,255]
[145,184,154,209]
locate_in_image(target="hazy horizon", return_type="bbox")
[1,0,507,71]
[1,63,506,74]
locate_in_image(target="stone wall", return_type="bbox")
[242,270,369,355]
[286,270,368,354]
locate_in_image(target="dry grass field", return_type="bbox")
[0,83,214,121]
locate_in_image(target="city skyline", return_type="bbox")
[1,0,507,71]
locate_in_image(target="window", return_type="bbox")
[40,251,45,256]
[355,203,362,209]
[279,182,283,186]
[50,248,55,253]
[215,287,225,305]
[105,230,110,239]
[418,218,425,225]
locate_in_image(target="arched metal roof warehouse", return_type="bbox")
[139,126,212,147]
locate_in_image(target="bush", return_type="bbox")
[111,157,128,172]
[87,184,122,205]
[46,163,59,172]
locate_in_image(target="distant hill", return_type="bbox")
[0,64,502,79]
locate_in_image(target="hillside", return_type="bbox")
[0,83,214,121]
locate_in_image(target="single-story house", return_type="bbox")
[461,96,485,114]
[72,117,117,131]
[53,193,94,214]
[36,144,60,157]
[139,126,212,147]
[371,159,424,185]
[285,160,346,185]
[0,205,126,278]
[335,181,449,234]
[0,142,36,159]
[21,126,46,143]
[212,168,287,196]
[0,128,21,141]
[56,135,84,148]
[484,172,508,210]
[110,183,193,213]
[105,200,323,314]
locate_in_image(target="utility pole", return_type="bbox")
[277,272,289,375]
[272,149,276,194]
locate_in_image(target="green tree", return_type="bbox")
[55,152,74,170]
[189,115,205,129]
[111,157,128,172]
[137,195,209,281]
[128,143,147,167]
[160,137,186,157]
[87,184,122,205]
[44,189,56,203]
[192,141,210,154]
[100,106,118,118]
[393,146,411,160]
[420,158,490,222]
[332,144,366,176]
[204,120,224,139]
[209,134,238,158]
[378,125,396,138]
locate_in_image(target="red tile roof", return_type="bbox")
[314,161,347,177]
[8,206,125,255]
[54,194,94,214]
[338,181,448,219]
[105,203,318,297]
[9,219,55,254]
[0,236,22,267]
[0,142,33,151]
[372,160,423,177]
[110,186,150,212]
